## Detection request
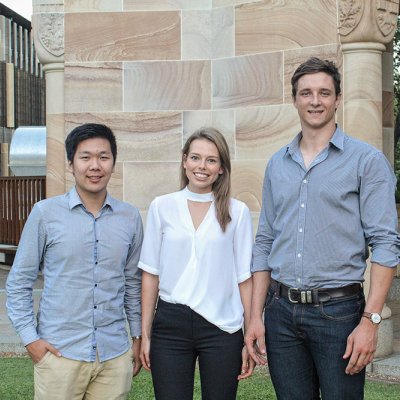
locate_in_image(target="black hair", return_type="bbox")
[65,123,117,165]
[291,57,341,98]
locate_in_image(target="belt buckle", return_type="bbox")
[288,287,299,303]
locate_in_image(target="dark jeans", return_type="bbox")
[265,284,366,400]
[150,299,243,400]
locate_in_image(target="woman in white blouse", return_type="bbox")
[139,127,254,400]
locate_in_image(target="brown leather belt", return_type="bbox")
[271,280,362,304]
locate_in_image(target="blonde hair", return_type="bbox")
[180,127,231,232]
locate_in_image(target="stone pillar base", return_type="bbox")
[375,318,393,358]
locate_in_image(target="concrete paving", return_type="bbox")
[0,264,399,382]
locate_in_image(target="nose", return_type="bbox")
[89,158,100,170]
[310,93,320,106]
[199,158,206,169]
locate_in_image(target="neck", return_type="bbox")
[300,123,336,152]
[184,186,214,202]
[76,188,106,216]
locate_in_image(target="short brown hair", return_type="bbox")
[291,57,341,98]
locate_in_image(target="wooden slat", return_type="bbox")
[0,176,45,245]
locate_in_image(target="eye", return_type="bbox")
[300,91,310,97]
[100,155,110,161]
[207,158,217,164]
[320,91,331,97]
[190,155,199,161]
[80,156,89,161]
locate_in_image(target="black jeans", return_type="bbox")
[150,299,243,400]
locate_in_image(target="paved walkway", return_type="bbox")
[0,264,399,380]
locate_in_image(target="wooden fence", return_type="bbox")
[0,176,46,246]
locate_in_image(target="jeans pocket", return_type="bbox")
[319,294,365,321]
[265,290,277,310]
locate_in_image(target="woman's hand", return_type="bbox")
[140,335,151,371]
[237,345,256,380]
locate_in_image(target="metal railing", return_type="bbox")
[0,176,45,246]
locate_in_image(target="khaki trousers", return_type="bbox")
[34,349,133,400]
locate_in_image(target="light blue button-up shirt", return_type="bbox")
[6,187,143,362]
[252,127,400,288]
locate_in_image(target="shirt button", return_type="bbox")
[297,278,301,283]
[299,228,303,233]
[297,253,302,258]
[303,179,307,184]
[300,203,305,208]
[95,261,98,265]
[93,346,96,350]
[95,284,98,287]
[94,305,97,309]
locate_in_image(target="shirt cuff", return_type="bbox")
[371,248,399,268]
[18,325,40,347]
[129,321,142,338]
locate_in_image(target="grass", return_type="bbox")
[0,357,398,399]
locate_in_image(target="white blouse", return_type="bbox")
[139,187,253,333]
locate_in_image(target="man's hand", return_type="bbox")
[244,317,267,366]
[343,318,378,375]
[25,339,61,363]
[132,338,143,377]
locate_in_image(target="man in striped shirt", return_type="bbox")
[246,57,400,400]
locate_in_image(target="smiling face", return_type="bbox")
[183,138,223,194]
[69,137,114,203]
[293,71,341,133]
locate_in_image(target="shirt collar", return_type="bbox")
[285,125,345,157]
[68,186,114,212]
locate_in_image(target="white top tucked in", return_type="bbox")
[139,187,253,333]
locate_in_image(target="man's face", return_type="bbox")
[69,137,114,200]
[293,72,341,131]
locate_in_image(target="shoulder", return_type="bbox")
[343,134,382,157]
[33,193,68,214]
[229,198,251,218]
[149,190,182,207]
[109,196,141,219]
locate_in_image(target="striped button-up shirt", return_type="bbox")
[252,127,400,288]
[6,187,143,362]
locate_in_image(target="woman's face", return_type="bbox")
[183,139,223,194]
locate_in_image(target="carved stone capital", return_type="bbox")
[339,0,399,45]
[32,12,64,65]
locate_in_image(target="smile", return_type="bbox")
[193,172,209,179]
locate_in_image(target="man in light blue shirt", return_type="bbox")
[6,123,143,400]
[245,58,400,399]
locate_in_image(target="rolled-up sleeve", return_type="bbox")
[234,204,253,283]
[252,162,276,273]
[360,152,400,267]
[124,209,144,337]
[138,199,162,275]
[6,205,46,346]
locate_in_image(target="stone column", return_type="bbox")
[338,0,399,357]
[32,0,65,198]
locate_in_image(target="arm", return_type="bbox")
[343,152,399,374]
[237,277,256,380]
[6,205,60,362]
[244,271,270,365]
[124,209,144,376]
[343,262,395,374]
[140,271,159,371]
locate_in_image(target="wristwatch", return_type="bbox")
[362,312,382,325]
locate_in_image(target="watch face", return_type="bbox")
[371,313,381,324]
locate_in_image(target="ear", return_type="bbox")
[335,93,342,110]
[218,166,224,175]
[182,154,187,169]
[68,160,74,175]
